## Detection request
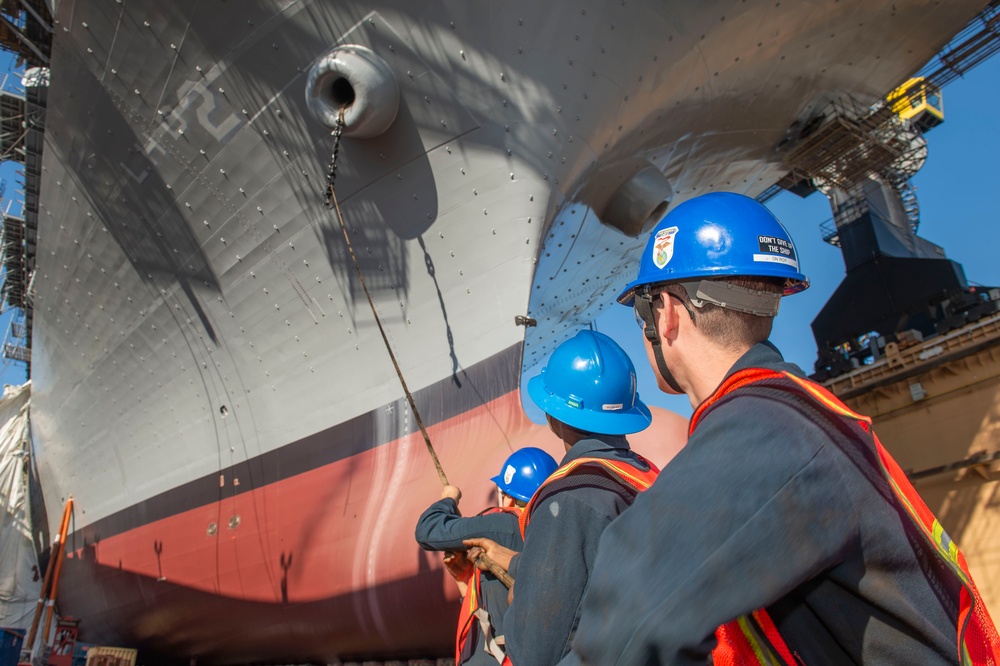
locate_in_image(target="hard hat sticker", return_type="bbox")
[503,464,516,485]
[754,234,798,270]
[652,226,679,269]
[601,403,624,411]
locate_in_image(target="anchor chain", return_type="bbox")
[319,106,451,488]
[319,106,513,589]
[323,108,346,208]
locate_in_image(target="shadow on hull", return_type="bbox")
[59,547,454,665]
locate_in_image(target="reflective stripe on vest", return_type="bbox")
[694,367,1000,666]
[517,455,660,539]
[456,506,521,665]
[713,610,796,666]
[455,568,481,665]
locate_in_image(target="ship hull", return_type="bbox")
[59,371,532,662]
[22,0,992,660]
[55,349,687,662]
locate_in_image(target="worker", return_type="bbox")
[415,447,557,666]
[559,192,1000,665]
[466,330,658,666]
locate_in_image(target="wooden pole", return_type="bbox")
[473,553,515,589]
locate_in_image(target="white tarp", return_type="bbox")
[0,381,39,630]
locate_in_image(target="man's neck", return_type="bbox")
[563,431,588,453]
[682,343,751,409]
[547,416,590,451]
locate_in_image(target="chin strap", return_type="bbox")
[634,289,684,394]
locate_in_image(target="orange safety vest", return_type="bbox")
[456,506,521,665]
[514,453,792,665]
[695,367,1000,666]
[518,455,660,539]
[504,455,659,666]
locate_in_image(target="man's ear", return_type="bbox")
[658,291,681,342]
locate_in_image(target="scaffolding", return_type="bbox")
[0,69,33,370]
[758,0,1000,204]
[1,194,30,366]
[917,0,1000,88]
[1,304,30,364]
[777,98,928,193]
[0,0,51,67]
[0,1,44,379]
[1,204,28,310]
[0,72,24,162]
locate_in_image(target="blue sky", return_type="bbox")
[597,54,1000,418]
[0,53,997,409]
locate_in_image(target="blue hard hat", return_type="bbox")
[490,447,558,503]
[617,192,809,306]
[527,330,652,435]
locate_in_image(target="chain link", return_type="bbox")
[323,108,346,208]
[319,106,450,487]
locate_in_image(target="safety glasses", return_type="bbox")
[634,288,694,332]
[633,302,647,329]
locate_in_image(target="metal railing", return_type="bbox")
[0,72,25,97]
[763,1,1000,202]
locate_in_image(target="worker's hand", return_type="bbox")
[442,550,474,583]
[466,545,485,565]
[441,485,462,502]
[463,537,517,572]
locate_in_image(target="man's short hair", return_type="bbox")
[546,413,596,438]
[663,276,784,350]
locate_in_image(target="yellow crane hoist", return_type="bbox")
[887,77,945,132]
